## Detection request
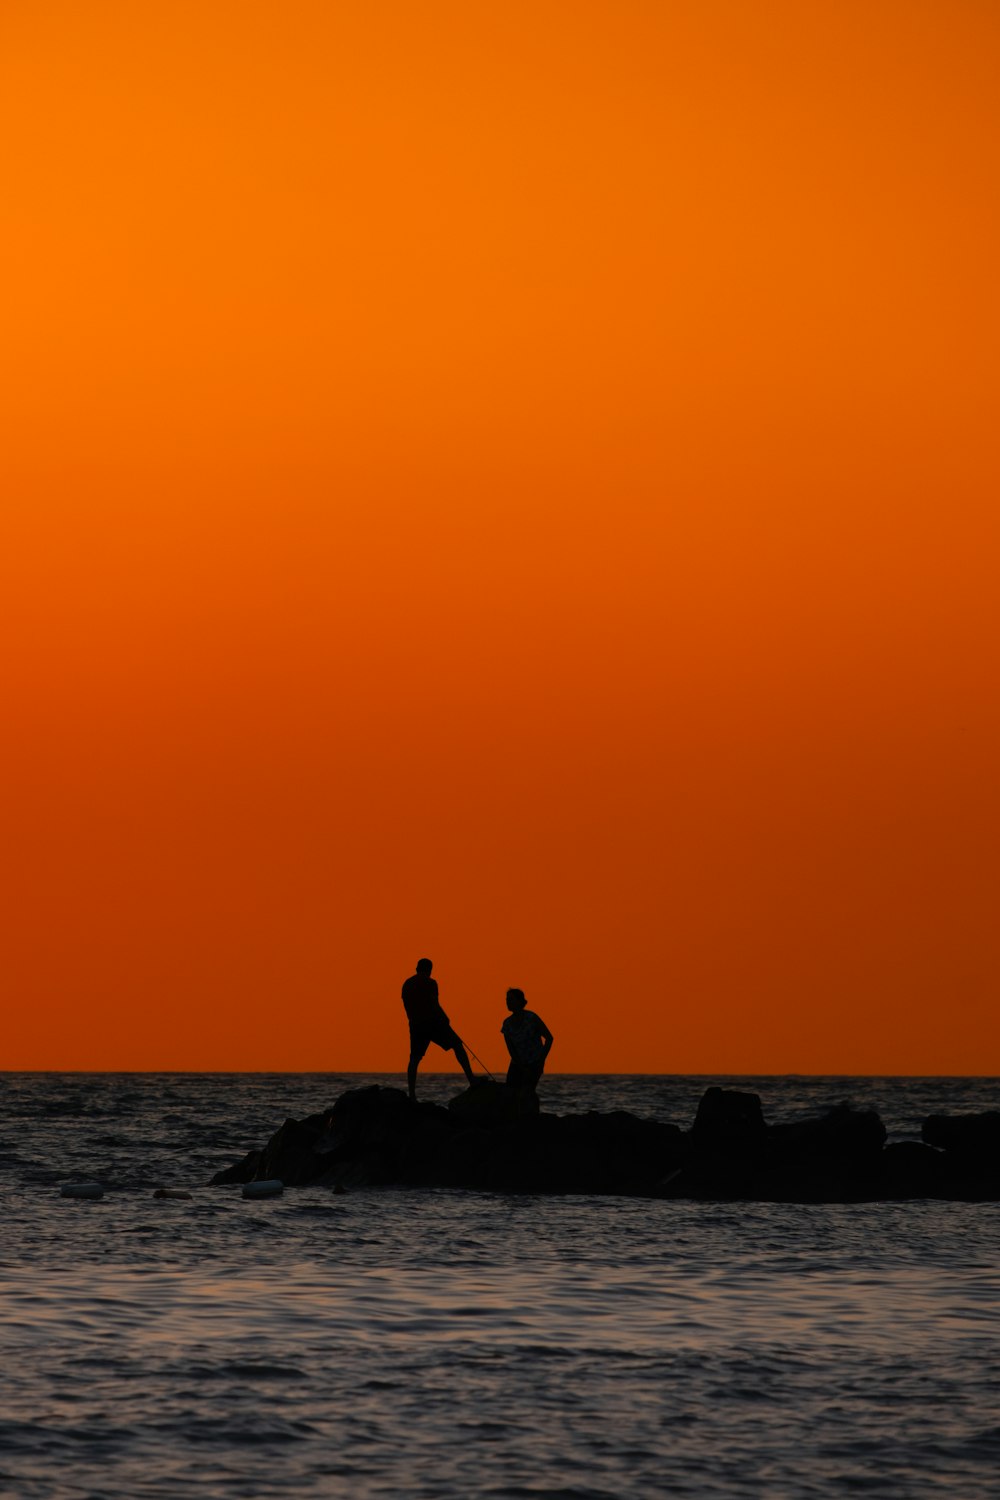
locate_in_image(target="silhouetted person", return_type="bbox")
[403,958,476,1101]
[501,987,553,1095]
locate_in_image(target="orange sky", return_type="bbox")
[2,1,998,1073]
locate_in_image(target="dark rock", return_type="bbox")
[448,1079,536,1126]
[659,1159,756,1201]
[256,1117,329,1186]
[430,1125,495,1186]
[692,1088,766,1151]
[759,1104,887,1202]
[472,1111,687,1197]
[880,1141,948,1199]
[211,1148,261,1186]
[921,1112,1000,1198]
[922,1112,1000,1157]
[318,1086,450,1188]
[208,1085,1000,1203]
[558,1111,688,1195]
[210,1084,684,1197]
[769,1103,886,1165]
[667,1101,888,1202]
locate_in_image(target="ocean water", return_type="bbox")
[1,1073,999,1499]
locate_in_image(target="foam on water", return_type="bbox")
[1,1073,998,1497]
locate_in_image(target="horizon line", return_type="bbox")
[2,1068,998,1080]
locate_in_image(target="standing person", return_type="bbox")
[501,988,554,1095]
[402,958,477,1102]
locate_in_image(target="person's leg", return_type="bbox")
[408,1030,429,1101]
[451,1036,476,1087]
[505,1060,537,1114]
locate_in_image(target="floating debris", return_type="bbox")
[242,1179,284,1199]
[60,1182,104,1200]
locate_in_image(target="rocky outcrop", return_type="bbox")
[212,1082,687,1196]
[923,1111,1000,1156]
[662,1091,889,1202]
[209,1084,1000,1202]
[920,1111,1000,1199]
[692,1086,766,1150]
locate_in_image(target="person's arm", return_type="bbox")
[536,1016,554,1058]
[501,1020,515,1061]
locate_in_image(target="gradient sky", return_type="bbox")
[3,0,998,1072]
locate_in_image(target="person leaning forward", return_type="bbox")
[402,958,476,1101]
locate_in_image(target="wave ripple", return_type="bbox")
[0,1073,998,1497]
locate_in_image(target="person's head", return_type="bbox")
[416,957,433,976]
[506,987,526,1012]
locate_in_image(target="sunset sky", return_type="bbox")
[3,0,998,1073]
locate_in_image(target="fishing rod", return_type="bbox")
[456,1036,498,1082]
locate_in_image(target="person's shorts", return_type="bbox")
[408,1022,461,1062]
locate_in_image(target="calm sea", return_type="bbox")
[1,1073,998,1498]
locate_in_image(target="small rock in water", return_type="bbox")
[60,1182,104,1200]
[242,1179,284,1199]
[152,1188,192,1200]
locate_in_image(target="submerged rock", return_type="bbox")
[208,1086,1000,1203]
